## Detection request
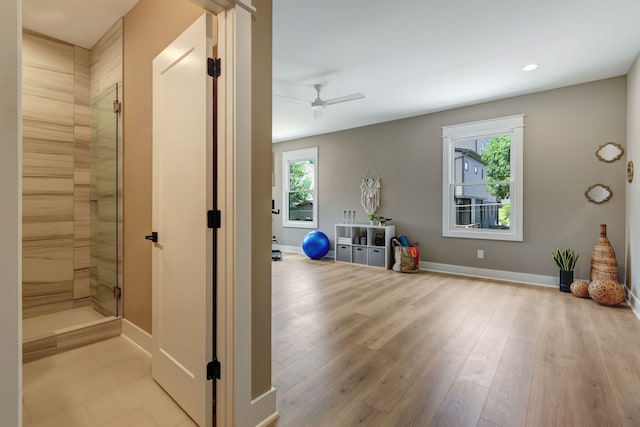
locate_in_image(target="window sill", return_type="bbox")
[283,221,317,229]
[443,228,522,242]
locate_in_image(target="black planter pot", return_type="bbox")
[559,270,573,293]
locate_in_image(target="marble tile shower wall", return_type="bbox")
[22,20,123,319]
[22,33,91,318]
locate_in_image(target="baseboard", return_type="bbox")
[418,261,562,289]
[255,411,279,427]
[251,387,278,427]
[626,285,640,320]
[274,244,335,260]
[121,318,152,356]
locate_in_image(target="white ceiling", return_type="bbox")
[22,0,139,49]
[21,0,640,142]
[273,0,640,142]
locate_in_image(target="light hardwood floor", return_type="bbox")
[271,253,640,427]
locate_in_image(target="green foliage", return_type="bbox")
[288,160,314,208]
[481,136,511,200]
[499,204,511,226]
[551,248,579,271]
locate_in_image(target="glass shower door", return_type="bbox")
[90,84,120,316]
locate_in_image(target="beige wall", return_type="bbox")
[251,0,273,399]
[273,77,627,281]
[626,54,640,312]
[122,0,203,332]
[0,0,21,423]
[22,32,92,317]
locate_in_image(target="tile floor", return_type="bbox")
[23,335,196,427]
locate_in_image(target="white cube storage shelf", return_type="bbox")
[335,224,395,269]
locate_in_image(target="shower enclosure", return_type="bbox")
[21,83,123,362]
[90,83,122,316]
[21,22,124,363]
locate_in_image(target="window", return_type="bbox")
[283,147,318,228]
[442,115,523,241]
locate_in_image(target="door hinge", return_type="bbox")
[207,57,221,78]
[207,359,221,380]
[113,100,122,114]
[113,286,122,299]
[207,210,221,229]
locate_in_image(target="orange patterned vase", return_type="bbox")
[590,224,619,283]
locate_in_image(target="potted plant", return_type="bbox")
[368,213,379,225]
[551,248,579,293]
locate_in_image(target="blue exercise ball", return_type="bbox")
[302,231,330,260]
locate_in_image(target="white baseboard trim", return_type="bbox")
[121,318,152,356]
[255,411,279,427]
[418,261,562,289]
[274,244,334,260]
[626,285,640,320]
[251,387,278,427]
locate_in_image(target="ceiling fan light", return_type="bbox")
[311,104,325,111]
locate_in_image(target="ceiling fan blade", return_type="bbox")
[273,94,310,104]
[324,93,365,105]
[314,109,323,119]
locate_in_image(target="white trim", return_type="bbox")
[216,8,234,427]
[442,114,524,242]
[234,5,253,425]
[190,0,256,15]
[121,319,152,355]
[419,260,562,288]
[225,6,277,427]
[442,114,525,137]
[274,244,334,260]
[626,285,640,320]
[256,412,280,427]
[282,147,319,229]
[251,387,279,427]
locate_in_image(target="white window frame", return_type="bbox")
[442,115,524,241]
[283,147,318,228]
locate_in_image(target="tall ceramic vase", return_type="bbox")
[590,224,619,282]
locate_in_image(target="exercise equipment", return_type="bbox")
[272,200,282,261]
[302,230,330,259]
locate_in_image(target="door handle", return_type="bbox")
[145,232,158,243]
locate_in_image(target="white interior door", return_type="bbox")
[151,13,214,427]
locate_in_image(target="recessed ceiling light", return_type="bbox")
[523,63,540,72]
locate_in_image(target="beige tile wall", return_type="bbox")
[22,33,81,318]
[22,24,123,318]
[74,46,91,306]
[91,19,123,102]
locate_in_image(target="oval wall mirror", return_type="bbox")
[596,142,624,163]
[585,184,612,204]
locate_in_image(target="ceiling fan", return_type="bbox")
[275,84,365,118]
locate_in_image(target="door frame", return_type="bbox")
[192,1,277,426]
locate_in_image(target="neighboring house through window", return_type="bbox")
[283,147,318,228]
[442,115,524,241]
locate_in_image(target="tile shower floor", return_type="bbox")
[23,336,196,427]
[23,307,106,341]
